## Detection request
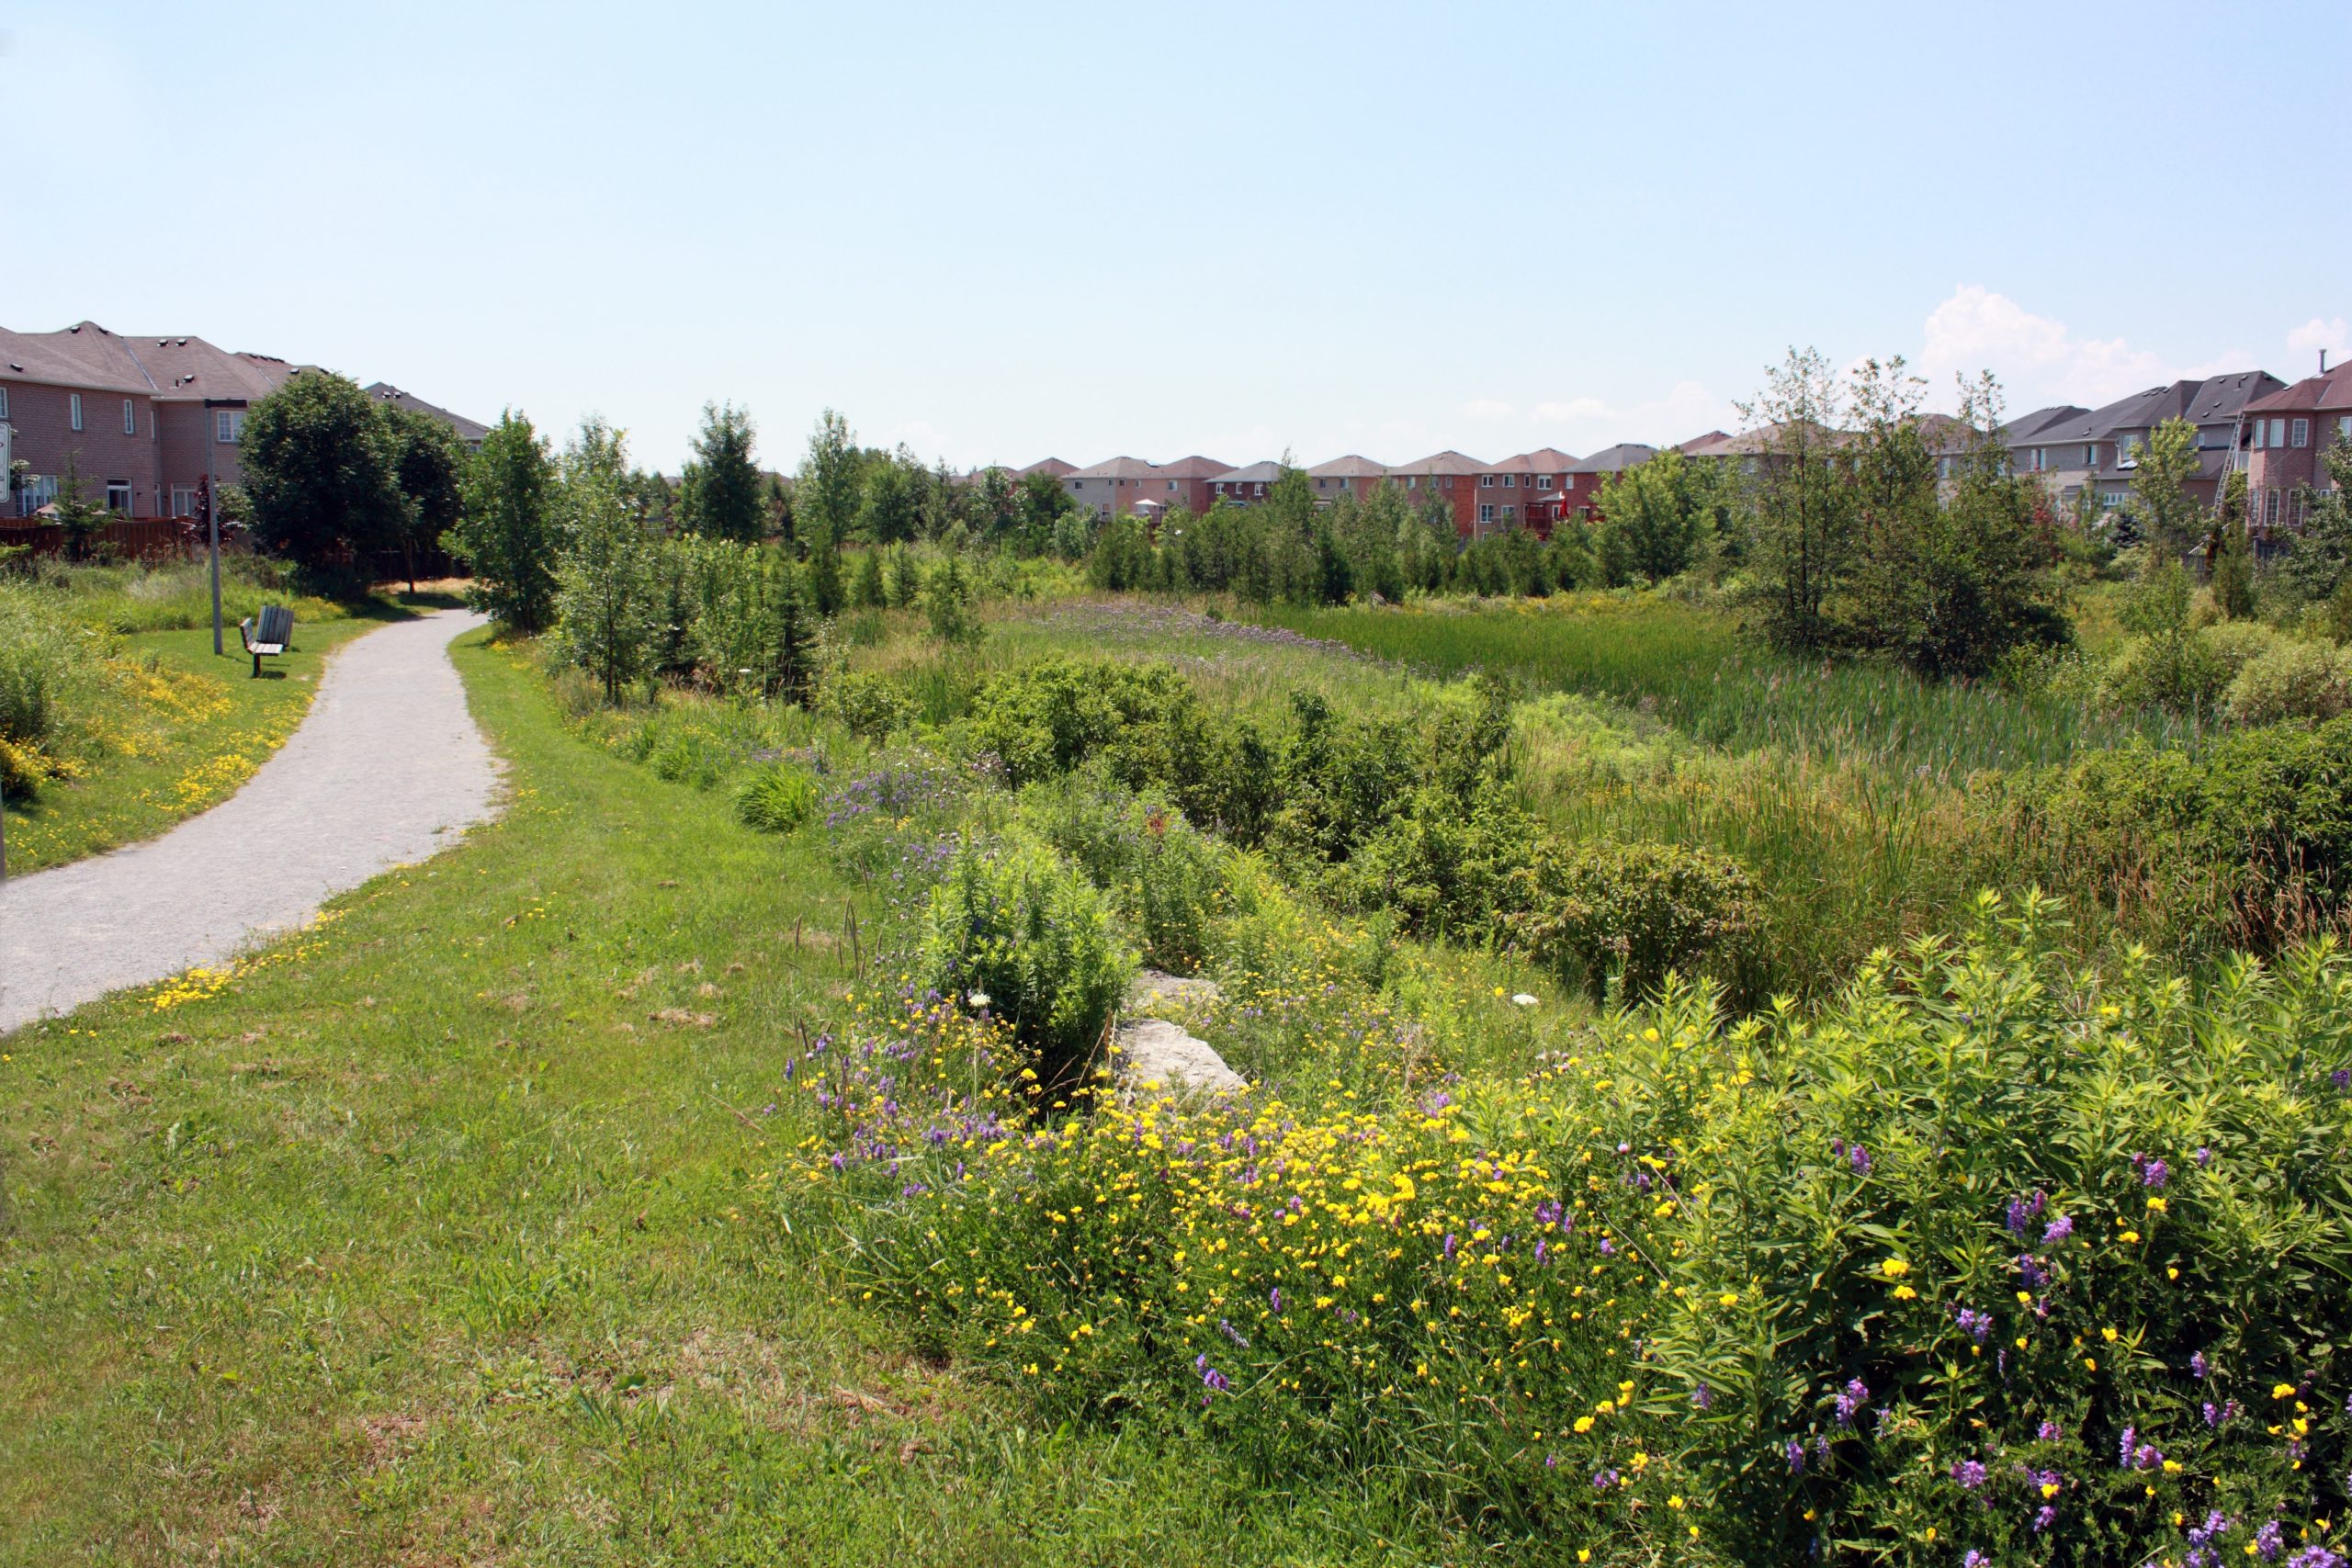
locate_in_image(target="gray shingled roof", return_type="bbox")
[1211,461,1285,485]
[364,383,491,442]
[0,321,156,394]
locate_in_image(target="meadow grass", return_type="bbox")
[1255,593,2204,783]
[0,629,1450,1566]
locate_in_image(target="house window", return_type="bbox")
[105,480,132,514]
[2266,490,2281,525]
[2292,418,2310,448]
[1504,474,1516,488]
[1167,480,1177,492]
[172,486,196,517]
[123,398,136,434]
[1502,505,1517,523]
[1316,478,1327,489]
[0,386,10,418]
[215,409,245,443]
[1477,503,1495,525]
[1536,474,1553,490]
[17,474,57,516]
[70,393,84,431]
[1479,474,1494,488]
[2271,418,2288,448]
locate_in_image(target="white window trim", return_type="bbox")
[2292,418,2310,448]
[70,392,84,431]
[123,398,135,435]
[0,386,10,419]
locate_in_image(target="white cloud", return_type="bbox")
[2288,316,2349,364]
[1526,379,1736,450]
[1917,285,2254,410]
[1462,399,1516,422]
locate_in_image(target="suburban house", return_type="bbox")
[366,383,492,453]
[1385,450,1486,536]
[1,319,486,522]
[1546,444,1657,531]
[1151,456,1232,516]
[2000,374,2284,516]
[2236,360,2352,533]
[1307,454,1387,503]
[1207,460,1284,506]
[1061,456,1162,520]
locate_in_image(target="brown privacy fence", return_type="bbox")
[0,520,241,564]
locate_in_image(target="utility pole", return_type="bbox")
[203,425,222,655]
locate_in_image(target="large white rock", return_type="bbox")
[1125,969,1224,1013]
[1113,1017,1246,1099]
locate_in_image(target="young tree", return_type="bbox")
[922,550,980,644]
[1736,347,1856,651]
[240,370,408,580]
[856,455,921,545]
[797,410,863,547]
[382,407,469,592]
[851,544,887,608]
[2130,416,2205,562]
[448,411,559,631]
[1596,446,1710,585]
[677,401,763,540]
[2210,512,2256,620]
[51,452,107,562]
[2278,432,2352,613]
[553,421,657,702]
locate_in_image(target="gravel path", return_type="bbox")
[0,610,500,1033]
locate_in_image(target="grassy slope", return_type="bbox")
[4,615,381,874]
[0,630,1424,1567]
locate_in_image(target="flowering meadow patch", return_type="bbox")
[787,895,2352,1565]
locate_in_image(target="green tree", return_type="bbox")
[1595,446,1710,584]
[1736,347,1857,651]
[51,452,107,562]
[2278,432,2352,612]
[922,550,980,644]
[553,421,657,702]
[2130,415,2205,561]
[448,411,559,631]
[797,410,863,546]
[382,407,469,592]
[677,401,763,540]
[851,545,887,608]
[856,455,921,545]
[240,370,408,580]
[2209,468,2257,623]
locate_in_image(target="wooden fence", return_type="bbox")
[0,520,240,564]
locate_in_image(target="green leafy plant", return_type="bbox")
[733,763,820,833]
[1507,837,1761,1001]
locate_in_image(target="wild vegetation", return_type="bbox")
[12,364,2352,1564]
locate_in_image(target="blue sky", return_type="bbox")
[11,1,2348,474]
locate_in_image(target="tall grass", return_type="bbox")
[1259,594,2206,784]
[15,556,347,635]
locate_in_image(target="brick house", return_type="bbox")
[1385,450,1486,537]
[1553,443,1657,531]
[3,320,486,523]
[2236,360,2352,532]
[1151,455,1232,516]
[1306,454,1386,505]
[1207,460,1283,506]
[1475,452,1534,535]
[1,323,159,516]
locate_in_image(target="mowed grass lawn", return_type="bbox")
[3,615,382,874]
[0,631,1424,1567]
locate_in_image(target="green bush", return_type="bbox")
[2223,637,2352,727]
[2099,631,2228,715]
[914,834,1134,1082]
[1977,717,2352,954]
[819,671,917,740]
[733,763,820,833]
[1020,772,1229,974]
[1318,783,1537,939]
[967,657,1200,787]
[1507,837,1761,1001]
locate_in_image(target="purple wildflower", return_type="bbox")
[1954,1306,1993,1344]
[1849,1145,1873,1176]
[2034,1505,2057,1532]
[2042,1213,2074,1244]
[2195,1145,2213,1167]
[2334,1068,2350,1091]
[2191,1351,2210,1379]
[1591,1467,1620,1491]
[2256,1520,2284,1562]
[1784,1438,1805,1474]
[1194,1353,1230,1395]
[2038,1419,2063,1442]
[1268,1287,1283,1314]
[1951,1459,1988,1490]
[1692,1382,1713,1410]
[1834,1378,1869,1427]
[1442,1233,1456,1260]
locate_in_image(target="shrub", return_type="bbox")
[734,763,820,833]
[819,671,917,740]
[1507,837,1761,1001]
[2223,637,2352,727]
[2099,630,2228,715]
[914,833,1133,1081]
[1318,783,1537,939]
[1020,772,1229,974]
[1977,717,2352,954]
[968,658,1200,787]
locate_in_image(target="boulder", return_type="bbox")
[1113,1017,1245,1100]
[1125,969,1223,1013]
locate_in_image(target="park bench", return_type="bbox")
[237,604,295,678]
